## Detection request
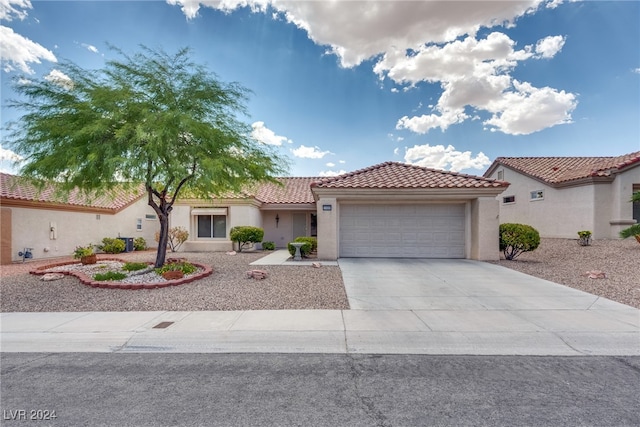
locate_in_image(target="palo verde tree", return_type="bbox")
[6,46,288,267]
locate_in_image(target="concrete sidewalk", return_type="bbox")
[2,306,638,355]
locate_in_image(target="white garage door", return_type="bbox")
[340,204,465,258]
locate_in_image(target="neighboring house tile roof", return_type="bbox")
[0,173,145,212]
[254,177,318,204]
[311,161,509,189]
[485,151,640,185]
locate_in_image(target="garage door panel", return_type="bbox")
[340,203,465,258]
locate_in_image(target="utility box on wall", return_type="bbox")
[118,237,134,252]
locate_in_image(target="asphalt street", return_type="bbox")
[2,353,639,427]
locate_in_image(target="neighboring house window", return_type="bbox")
[503,195,515,204]
[497,170,504,180]
[530,190,544,201]
[145,214,157,221]
[136,218,143,231]
[197,215,226,238]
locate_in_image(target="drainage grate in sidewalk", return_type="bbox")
[152,321,174,329]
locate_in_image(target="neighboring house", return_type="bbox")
[1,161,508,263]
[171,161,508,261]
[0,173,159,264]
[483,151,640,239]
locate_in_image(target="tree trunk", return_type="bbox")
[155,212,169,268]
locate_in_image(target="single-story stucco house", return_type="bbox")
[0,173,159,264]
[1,161,508,264]
[483,151,640,239]
[172,161,508,261]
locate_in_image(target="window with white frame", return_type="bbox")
[503,195,515,204]
[192,208,227,238]
[145,214,157,221]
[530,190,544,201]
[497,170,504,180]
[136,218,143,231]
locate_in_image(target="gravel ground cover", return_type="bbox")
[490,238,640,309]
[1,238,639,312]
[0,251,349,312]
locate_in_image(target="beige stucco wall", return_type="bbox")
[470,197,500,261]
[488,165,640,239]
[5,198,158,262]
[316,198,338,260]
[608,166,640,237]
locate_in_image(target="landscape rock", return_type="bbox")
[41,273,65,281]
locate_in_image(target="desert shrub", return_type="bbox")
[287,236,316,257]
[499,223,540,260]
[133,237,147,251]
[261,241,275,251]
[93,271,127,281]
[155,261,197,276]
[230,226,264,252]
[619,223,640,239]
[122,262,149,272]
[155,226,189,252]
[98,237,125,254]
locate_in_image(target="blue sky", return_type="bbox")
[1,0,639,177]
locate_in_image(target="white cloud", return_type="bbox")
[81,43,99,54]
[167,0,575,135]
[325,162,335,167]
[404,144,490,172]
[0,0,32,21]
[44,69,73,89]
[251,121,292,146]
[535,35,565,58]
[483,80,576,135]
[0,145,23,174]
[291,144,333,159]
[318,169,346,177]
[0,25,56,73]
[633,68,640,74]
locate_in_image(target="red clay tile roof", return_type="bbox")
[254,177,318,204]
[311,161,508,189]
[0,173,145,211]
[486,151,640,185]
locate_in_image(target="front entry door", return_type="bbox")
[292,213,307,239]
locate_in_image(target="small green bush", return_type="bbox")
[122,262,149,272]
[98,237,126,254]
[261,241,275,251]
[499,223,540,260]
[619,223,640,239]
[287,236,317,258]
[133,237,147,251]
[155,262,197,276]
[94,271,127,281]
[230,226,264,252]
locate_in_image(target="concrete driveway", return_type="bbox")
[339,258,624,311]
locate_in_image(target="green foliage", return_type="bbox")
[73,244,95,259]
[122,262,149,272]
[93,271,127,281]
[6,46,289,268]
[577,230,592,246]
[631,191,640,203]
[287,236,317,258]
[155,261,197,276]
[261,241,275,251]
[156,226,189,253]
[98,237,126,254]
[230,226,264,252]
[619,224,640,239]
[499,223,541,260]
[133,237,147,251]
